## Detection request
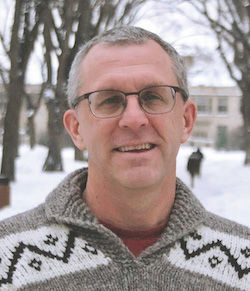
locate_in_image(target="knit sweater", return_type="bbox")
[0,168,249,290]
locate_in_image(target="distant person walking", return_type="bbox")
[187,148,204,187]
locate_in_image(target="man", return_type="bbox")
[187,147,204,187]
[0,27,249,290]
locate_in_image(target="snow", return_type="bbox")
[0,145,249,227]
[43,87,55,101]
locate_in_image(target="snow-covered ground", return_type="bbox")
[0,145,249,227]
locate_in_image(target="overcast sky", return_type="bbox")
[0,1,236,87]
[135,2,236,87]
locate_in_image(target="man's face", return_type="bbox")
[64,40,195,190]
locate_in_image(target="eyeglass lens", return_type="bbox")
[89,86,175,118]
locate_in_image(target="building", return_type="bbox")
[0,85,244,150]
[0,84,48,145]
[189,86,243,149]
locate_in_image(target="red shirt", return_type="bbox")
[100,221,165,257]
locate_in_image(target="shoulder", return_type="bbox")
[0,203,77,250]
[0,204,47,237]
[167,212,249,290]
[0,168,87,238]
[0,207,110,289]
[205,211,250,239]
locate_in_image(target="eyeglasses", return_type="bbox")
[71,85,188,119]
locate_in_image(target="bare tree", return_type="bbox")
[187,0,250,164]
[41,0,146,171]
[24,86,44,149]
[0,0,146,178]
[156,0,250,164]
[0,0,47,180]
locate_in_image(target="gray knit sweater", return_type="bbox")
[0,168,249,290]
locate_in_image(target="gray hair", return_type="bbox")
[67,26,189,107]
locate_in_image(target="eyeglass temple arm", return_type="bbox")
[71,93,90,108]
[172,86,188,101]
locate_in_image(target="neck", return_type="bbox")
[84,170,176,231]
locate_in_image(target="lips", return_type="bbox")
[115,143,155,152]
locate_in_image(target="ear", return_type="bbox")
[181,100,197,144]
[63,109,86,150]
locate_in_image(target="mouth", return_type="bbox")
[115,143,156,153]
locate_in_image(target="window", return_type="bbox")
[218,97,228,113]
[216,126,228,149]
[193,96,212,113]
[192,131,208,138]
[195,121,211,127]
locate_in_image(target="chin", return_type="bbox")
[117,168,165,190]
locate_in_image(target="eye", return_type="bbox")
[101,95,122,105]
[141,91,164,103]
[93,92,124,110]
[145,93,161,100]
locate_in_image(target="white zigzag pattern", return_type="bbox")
[166,225,250,291]
[0,224,111,288]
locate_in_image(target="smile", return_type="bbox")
[116,143,155,152]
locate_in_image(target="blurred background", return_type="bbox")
[0,0,249,225]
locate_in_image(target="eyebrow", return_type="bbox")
[93,82,169,92]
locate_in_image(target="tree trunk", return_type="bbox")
[42,100,63,172]
[74,146,84,161]
[74,146,87,161]
[1,80,23,180]
[0,0,24,181]
[0,0,45,180]
[27,115,36,149]
[240,88,250,165]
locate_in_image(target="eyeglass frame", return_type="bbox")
[70,85,188,118]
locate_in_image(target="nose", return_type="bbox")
[118,95,149,130]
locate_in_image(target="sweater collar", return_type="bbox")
[160,178,206,245]
[45,168,206,244]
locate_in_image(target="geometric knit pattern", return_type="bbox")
[166,225,250,291]
[1,170,250,290]
[0,224,111,289]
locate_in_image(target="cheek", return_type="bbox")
[152,113,184,144]
[169,106,186,139]
[79,118,116,153]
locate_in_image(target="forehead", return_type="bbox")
[78,40,177,93]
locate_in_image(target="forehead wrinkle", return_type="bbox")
[83,41,177,74]
[88,71,169,93]
[78,41,178,94]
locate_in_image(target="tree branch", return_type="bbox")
[0,32,10,57]
[216,33,240,82]
[0,65,8,90]
[224,0,250,51]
